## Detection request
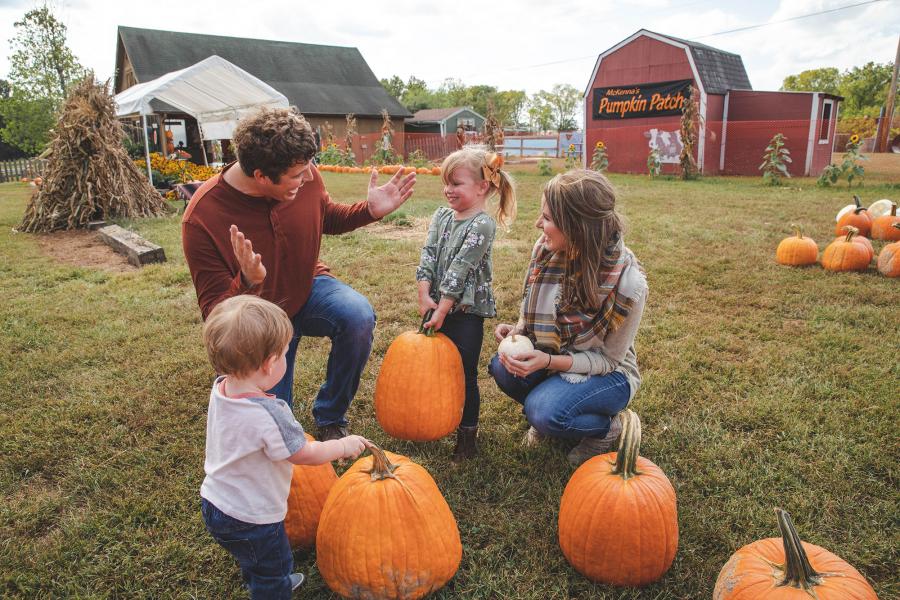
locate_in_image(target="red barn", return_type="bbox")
[583,30,841,176]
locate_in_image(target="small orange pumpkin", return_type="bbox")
[832,226,874,262]
[431,166,442,176]
[316,444,462,599]
[283,433,338,548]
[713,508,877,600]
[822,226,870,272]
[877,223,900,277]
[374,314,464,441]
[776,225,817,266]
[835,195,872,237]
[871,202,900,241]
[558,410,678,587]
[416,167,429,175]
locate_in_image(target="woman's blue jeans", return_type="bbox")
[267,275,376,427]
[487,354,630,440]
[201,498,293,599]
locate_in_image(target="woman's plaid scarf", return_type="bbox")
[520,234,645,353]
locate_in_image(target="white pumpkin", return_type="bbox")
[868,199,894,219]
[498,333,534,357]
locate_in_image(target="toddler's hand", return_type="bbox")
[339,435,368,459]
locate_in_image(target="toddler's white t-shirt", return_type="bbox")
[200,377,306,524]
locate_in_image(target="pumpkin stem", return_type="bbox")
[610,409,642,480]
[853,194,861,208]
[891,203,897,217]
[841,225,859,243]
[775,508,823,590]
[365,443,398,481]
[418,309,436,337]
[790,224,803,239]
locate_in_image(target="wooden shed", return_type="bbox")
[583,29,841,176]
[404,107,485,135]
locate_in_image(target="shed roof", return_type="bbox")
[407,107,484,123]
[115,26,411,118]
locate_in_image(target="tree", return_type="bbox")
[781,68,841,96]
[533,84,581,131]
[0,3,86,154]
[380,75,406,100]
[526,95,554,132]
[840,61,893,117]
[491,90,527,128]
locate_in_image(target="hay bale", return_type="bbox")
[19,75,170,233]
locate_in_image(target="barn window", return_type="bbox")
[457,117,476,131]
[818,100,833,143]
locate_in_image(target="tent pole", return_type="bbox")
[142,114,153,186]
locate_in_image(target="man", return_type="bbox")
[182,107,415,441]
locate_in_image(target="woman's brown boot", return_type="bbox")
[451,426,478,462]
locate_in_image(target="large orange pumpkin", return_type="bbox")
[374,315,464,441]
[775,225,817,266]
[822,227,870,272]
[877,224,900,277]
[835,195,872,237]
[316,444,462,599]
[283,433,338,548]
[871,202,900,241]
[832,226,874,262]
[558,410,678,587]
[713,508,877,599]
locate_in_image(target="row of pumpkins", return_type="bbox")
[280,320,878,598]
[318,164,442,176]
[776,196,900,276]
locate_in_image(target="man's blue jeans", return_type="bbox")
[487,354,630,440]
[267,275,375,427]
[201,498,293,599]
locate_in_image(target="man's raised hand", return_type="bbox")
[366,168,416,219]
[229,224,266,286]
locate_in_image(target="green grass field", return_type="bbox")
[1,164,897,599]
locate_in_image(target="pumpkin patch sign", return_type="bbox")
[592,79,692,120]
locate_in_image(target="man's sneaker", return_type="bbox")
[523,425,545,447]
[317,423,349,442]
[290,572,305,592]
[566,412,624,467]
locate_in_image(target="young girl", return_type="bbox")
[416,145,516,461]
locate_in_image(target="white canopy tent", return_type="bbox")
[114,55,289,184]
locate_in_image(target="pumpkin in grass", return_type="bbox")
[558,410,678,587]
[822,226,871,272]
[871,203,900,241]
[316,444,462,600]
[835,195,872,237]
[832,226,874,262]
[775,225,817,266]
[431,166,442,176]
[374,312,464,441]
[877,224,900,277]
[283,433,338,548]
[713,508,877,600]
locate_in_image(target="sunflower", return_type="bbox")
[596,141,605,149]
[849,134,860,145]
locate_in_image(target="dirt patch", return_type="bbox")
[362,217,429,241]
[35,229,137,273]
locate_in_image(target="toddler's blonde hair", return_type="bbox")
[441,144,517,226]
[203,295,293,377]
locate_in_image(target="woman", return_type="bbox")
[488,169,648,467]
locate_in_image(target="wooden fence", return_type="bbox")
[0,158,47,183]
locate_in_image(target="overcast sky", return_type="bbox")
[0,0,897,98]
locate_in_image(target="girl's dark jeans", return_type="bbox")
[438,311,485,428]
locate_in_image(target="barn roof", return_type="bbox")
[115,26,411,118]
[587,29,752,96]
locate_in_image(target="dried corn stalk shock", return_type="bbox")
[19,75,170,233]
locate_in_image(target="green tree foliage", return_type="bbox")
[533,84,581,131]
[781,62,893,118]
[780,67,841,96]
[0,3,86,155]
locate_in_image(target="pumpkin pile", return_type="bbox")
[319,164,442,176]
[775,195,899,277]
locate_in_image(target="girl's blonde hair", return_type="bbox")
[441,144,516,226]
[543,169,625,309]
[203,295,294,377]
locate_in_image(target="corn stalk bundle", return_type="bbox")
[19,75,169,232]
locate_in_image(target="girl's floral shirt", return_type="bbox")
[416,206,497,317]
